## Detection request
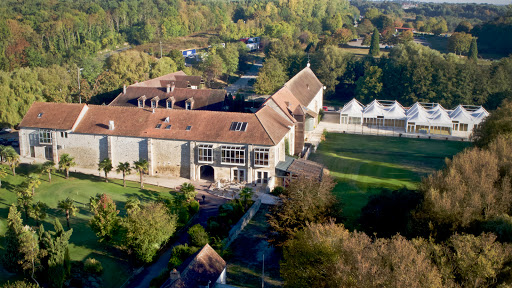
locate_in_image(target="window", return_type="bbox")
[166,101,173,109]
[155,124,162,129]
[138,100,144,108]
[165,125,171,130]
[186,102,192,110]
[186,126,192,131]
[254,148,270,167]
[233,169,246,182]
[198,144,213,163]
[221,146,245,165]
[151,101,157,108]
[60,132,68,138]
[37,113,43,118]
[229,122,248,131]
[257,171,269,184]
[39,129,52,144]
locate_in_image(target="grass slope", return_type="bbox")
[0,164,172,287]
[309,133,470,228]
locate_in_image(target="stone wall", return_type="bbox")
[223,199,262,249]
[152,138,190,178]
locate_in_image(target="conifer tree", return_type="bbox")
[469,38,478,61]
[40,219,72,288]
[3,205,24,272]
[369,28,380,57]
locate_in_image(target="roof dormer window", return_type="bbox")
[186,102,192,110]
[137,96,146,108]
[186,126,192,131]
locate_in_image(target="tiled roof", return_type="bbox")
[168,244,226,288]
[109,87,226,111]
[129,71,187,87]
[255,105,294,145]
[287,158,325,179]
[73,105,283,146]
[284,67,323,107]
[19,102,86,130]
[265,87,301,122]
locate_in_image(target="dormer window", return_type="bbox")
[151,96,159,109]
[155,124,162,129]
[167,101,172,109]
[186,126,192,131]
[186,102,192,110]
[137,96,146,108]
[166,96,175,109]
[165,125,171,130]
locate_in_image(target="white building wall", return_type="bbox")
[152,138,190,178]
[110,136,148,165]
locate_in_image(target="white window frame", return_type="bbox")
[138,99,144,108]
[254,148,270,167]
[186,102,192,110]
[221,145,245,165]
[39,129,52,144]
[198,144,214,164]
[232,169,246,182]
[166,101,172,109]
[256,171,269,184]
[151,100,157,108]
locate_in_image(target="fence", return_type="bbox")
[223,199,262,249]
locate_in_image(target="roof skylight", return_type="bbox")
[229,122,248,131]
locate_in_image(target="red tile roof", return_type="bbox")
[109,87,226,111]
[19,102,86,130]
[284,67,323,107]
[72,105,285,146]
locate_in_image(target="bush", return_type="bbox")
[188,224,209,247]
[271,186,285,196]
[168,244,198,269]
[188,200,200,215]
[84,258,103,275]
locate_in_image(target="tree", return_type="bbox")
[399,30,414,43]
[187,224,209,247]
[57,197,78,229]
[355,66,383,103]
[116,162,131,187]
[31,201,49,227]
[362,34,371,46]
[267,176,336,247]
[455,20,473,33]
[151,57,177,78]
[312,45,350,94]
[334,28,353,45]
[218,43,240,76]
[18,226,40,287]
[473,99,512,147]
[123,202,177,263]
[180,182,196,201]
[133,159,149,189]
[5,146,20,176]
[1,281,39,288]
[239,187,253,210]
[0,165,7,188]
[98,158,113,182]
[0,145,8,162]
[169,49,185,71]
[58,154,75,179]
[39,219,72,288]
[369,28,380,57]
[89,194,119,242]
[3,205,24,272]
[469,37,478,61]
[448,32,472,55]
[41,160,55,184]
[16,185,33,221]
[254,58,288,95]
[125,196,141,215]
[201,54,225,85]
[26,173,41,196]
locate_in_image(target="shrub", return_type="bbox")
[84,258,103,275]
[168,244,198,269]
[188,224,209,247]
[188,200,200,215]
[271,186,285,196]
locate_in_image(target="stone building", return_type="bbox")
[18,67,323,190]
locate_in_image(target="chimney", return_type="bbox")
[166,84,171,94]
[152,109,155,114]
[171,82,175,92]
[123,85,127,94]
[109,120,115,130]
[169,269,180,282]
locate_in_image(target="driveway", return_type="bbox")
[125,183,228,288]
[226,61,262,95]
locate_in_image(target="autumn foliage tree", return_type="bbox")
[266,175,336,247]
[89,194,120,242]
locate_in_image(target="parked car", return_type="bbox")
[0,127,12,134]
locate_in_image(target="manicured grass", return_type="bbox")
[309,133,470,229]
[0,164,173,287]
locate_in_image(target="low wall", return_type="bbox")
[223,199,262,249]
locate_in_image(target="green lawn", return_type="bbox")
[0,164,173,287]
[309,133,470,229]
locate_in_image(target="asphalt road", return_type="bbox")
[125,185,228,288]
[225,61,262,95]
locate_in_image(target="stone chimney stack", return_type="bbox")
[171,82,175,92]
[167,84,171,94]
[109,120,115,130]
[123,85,127,94]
